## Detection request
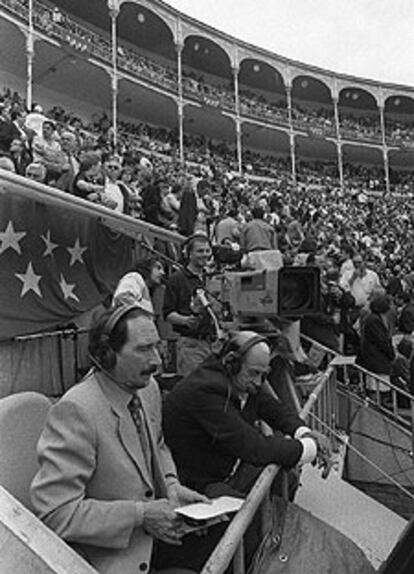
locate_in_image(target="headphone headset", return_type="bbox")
[221,333,269,376]
[89,303,145,371]
[181,232,212,262]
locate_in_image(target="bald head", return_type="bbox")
[228,331,270,396]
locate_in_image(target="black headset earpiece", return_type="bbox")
[222,334,268,376]
[89,303,143,372]
[181,232,211,262]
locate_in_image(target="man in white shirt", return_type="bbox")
[102,155,131,214]
[340,253,382,308]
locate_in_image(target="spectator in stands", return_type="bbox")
[399,291,414,334]
[113,256,165,314]
[140,169,165,226]
[214,206,240,246]
[358,294,395,401]
[10,108,33,145]
[73,151,106,203]
[25,162,47,183]
[0,102,15,154]
[0,155,16,172]
[31,302,223,574]
[54,130,79,193]
[177,179,198,236]
[239,204,276,254]
[163,233,216,377]
[120,164,142,218]
[161,183,181,228]
[32,119,65,183]
[24,103,46,137]
[102,154,131,214]
[9,137,32,176]
[340,253,383,310]
[390,336,412,407]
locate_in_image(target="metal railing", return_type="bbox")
[201,335,414,574]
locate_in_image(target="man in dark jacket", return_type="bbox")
[163,331,331,495]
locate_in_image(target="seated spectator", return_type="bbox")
[32,119,66,182]
[0,102,15,154]
[0,154,16,172]
[9,137,32,176]
[73,151,105,203]
[113,256,165,314]
[25,161,47,183]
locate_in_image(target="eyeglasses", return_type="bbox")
[106,165,120,170]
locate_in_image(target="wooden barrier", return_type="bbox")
[0,486,97,573]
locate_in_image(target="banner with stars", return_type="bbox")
[0,193,134,340]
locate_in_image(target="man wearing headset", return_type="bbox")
[163,330,332,497]
[31,302,224,574]
[163,232,216,377]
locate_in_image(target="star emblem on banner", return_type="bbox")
[0,220,27,255]
[67,237,87,266]
[59,273,80,303]
[41,229,58,257]
[15,261,42,298]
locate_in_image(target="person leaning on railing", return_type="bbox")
[163,331,333,564]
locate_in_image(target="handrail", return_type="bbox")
[201,367,331,574]
[300,333,414,410]
[300,333,414,463]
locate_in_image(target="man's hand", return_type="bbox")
[142,499,183,545]
[185,315,200,330]
[302,430,334,479]
[168,484,210,508]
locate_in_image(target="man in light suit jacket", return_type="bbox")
[31,303,219,574]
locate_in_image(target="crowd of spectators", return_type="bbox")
[3,0,414,148]
[1,71,414,401]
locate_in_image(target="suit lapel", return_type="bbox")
[116,411,153,488]
[140,389,169,499]
[95,372,154,488]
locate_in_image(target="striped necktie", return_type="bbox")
[128,394,143,431]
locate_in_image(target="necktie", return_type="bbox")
[128,394,152,473]
[128,394,143,431]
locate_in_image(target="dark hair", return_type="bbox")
[184,233,211,257]
[134,256,162,283]
[370,294,390,314]
[79,152,101,173]
[89,306,148,364]
[251,205,265,219]
[397,337,412,359]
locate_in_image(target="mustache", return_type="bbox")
[141,365,158,376]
